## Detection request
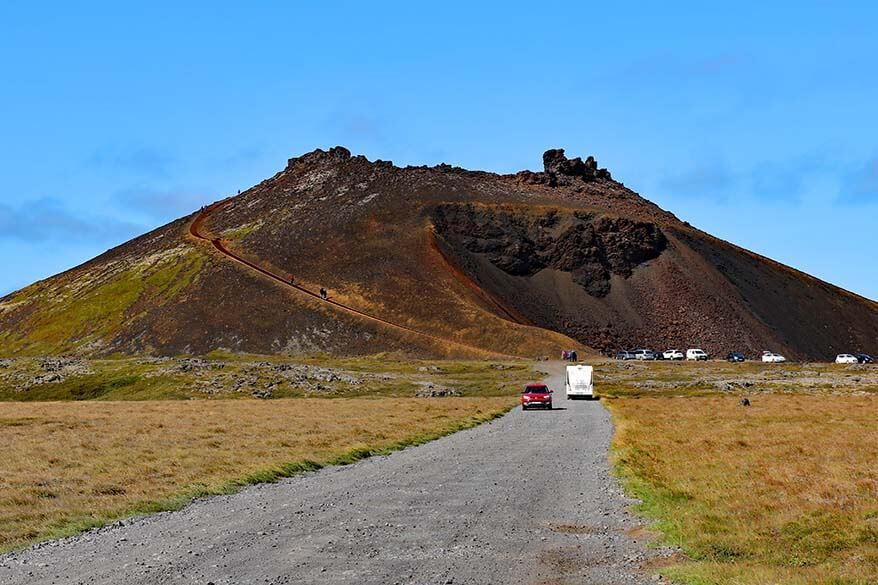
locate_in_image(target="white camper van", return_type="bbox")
[565,364,594,399]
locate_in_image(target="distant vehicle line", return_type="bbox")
[189,198,520,360]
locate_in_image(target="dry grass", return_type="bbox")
[590,359,878,398]
[609,394,878,584]
[0,396,514,551]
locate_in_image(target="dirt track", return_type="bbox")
[0,364,663,584]
[189,200,517,359]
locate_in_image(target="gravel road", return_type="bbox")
[0,363,666,584]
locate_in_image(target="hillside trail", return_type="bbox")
[0,362,667,584]
[189,199,520,360]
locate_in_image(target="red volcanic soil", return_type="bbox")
[1,146,875,359]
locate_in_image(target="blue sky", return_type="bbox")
[1,1,876,300]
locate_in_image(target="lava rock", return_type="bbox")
[415,383,462,397]
[433,204,666,297]
[287,146,353,169]
[542,148,612,184]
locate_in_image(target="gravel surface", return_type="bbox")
[0,364,667,584]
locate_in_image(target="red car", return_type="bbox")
[521,383,553,410]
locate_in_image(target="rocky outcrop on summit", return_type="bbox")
[287,146,354,168]
[515,148,612,187]
[543,149,612,182]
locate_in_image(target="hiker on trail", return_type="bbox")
[289,274,295,285]
[320,287,327,300]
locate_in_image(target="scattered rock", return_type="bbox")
[136,357,170,365]
[177,358,225,372]
[417,366,444,373]
[415,383,462,397]
[714,380,755,392]
[28,373,65,386]
[272,363,361,386]
[38,357,91,376]
[20,357,92,387]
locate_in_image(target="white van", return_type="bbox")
[686,348,708,361]
[565,364,594,399]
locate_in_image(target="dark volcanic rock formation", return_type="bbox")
[515,148,613,187]
[287,145,353,168]
[433,205,666,297]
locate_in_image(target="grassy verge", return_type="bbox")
[608,394,878,584]
[0,396,516,552]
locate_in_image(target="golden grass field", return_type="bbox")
[4,352,878,585]
[0,396,515,552]
[609,390,878,585]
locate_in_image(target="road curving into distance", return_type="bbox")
[189,198,519,360]
[0,363,666,584]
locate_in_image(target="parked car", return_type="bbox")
[762,351,787,363]
[726,352,746,362]
[565,364,595,400]
[856,353,875,364]
[633,349,659,361]
[521,383,553,410]
[836,354,859,364]
[686,348,709,361]
[615,350,636,360]
[663,349,684,360]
